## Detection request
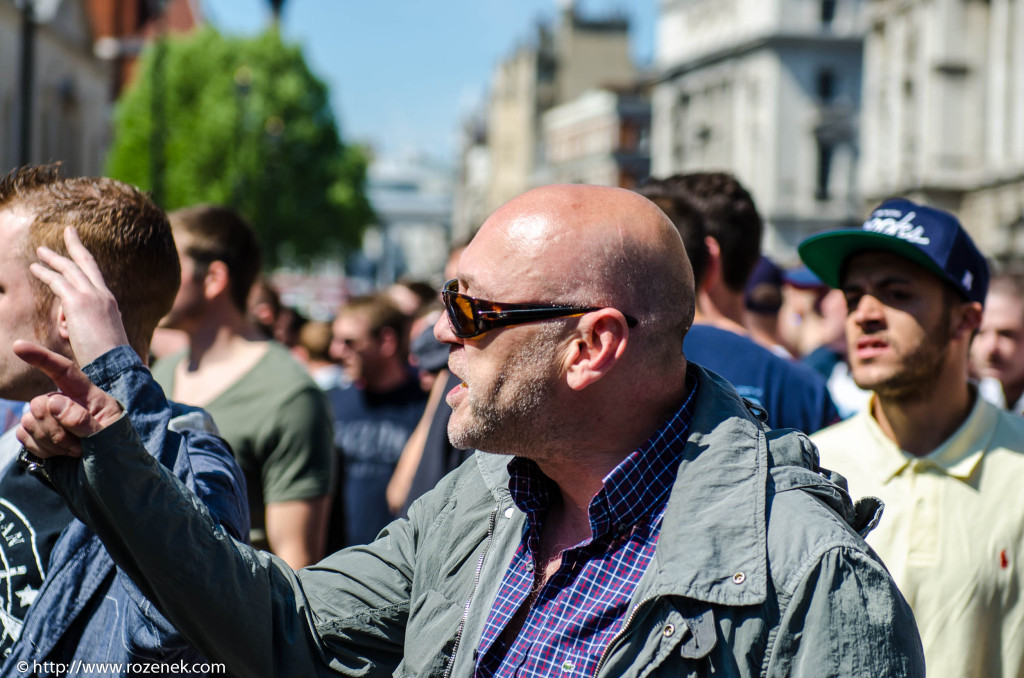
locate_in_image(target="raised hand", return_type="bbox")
[30,226,130,367]
[13,340,123,458]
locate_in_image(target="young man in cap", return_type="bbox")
[800,198,1024,678]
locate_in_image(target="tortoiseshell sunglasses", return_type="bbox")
[441,278,638,339]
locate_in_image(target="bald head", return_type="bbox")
[465,184,695,358]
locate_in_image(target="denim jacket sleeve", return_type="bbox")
[38,347,251,665]
[41,347,423,677]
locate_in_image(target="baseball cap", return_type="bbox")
[744,256,784,314]
[797,198,989,305]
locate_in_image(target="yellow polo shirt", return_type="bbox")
[813,394,1024,678]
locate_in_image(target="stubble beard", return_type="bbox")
[857,309,954,402]
[448,325,564,457]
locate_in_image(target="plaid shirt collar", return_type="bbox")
[507,373,699,541]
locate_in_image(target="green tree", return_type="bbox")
[107,27,372,266]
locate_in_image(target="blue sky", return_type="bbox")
[202,0,657,162]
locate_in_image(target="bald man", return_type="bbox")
[13,186,922,676]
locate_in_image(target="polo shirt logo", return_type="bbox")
[863,211,931,245]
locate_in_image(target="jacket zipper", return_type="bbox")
[592,597,655,677]
[443,507,498,678]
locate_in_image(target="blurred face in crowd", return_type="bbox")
[971,289,1024,399]
[842,251,955,400]
[331,310,388,385]
[0,206,63,400]
[159,233,206,332]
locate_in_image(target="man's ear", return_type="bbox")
[203,260,231,300]
[565,310,630,391]
[56,302,69,341]
[953,301,983,342]
[377,326,399,358]
[701,235,722,292]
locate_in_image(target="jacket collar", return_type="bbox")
[647,364,769,607]
[474,363,771,607]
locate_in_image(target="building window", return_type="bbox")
[821,0,837,26]
[817,70,835,102]
[816,141,833,201]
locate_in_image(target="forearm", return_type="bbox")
[44,415,330,678]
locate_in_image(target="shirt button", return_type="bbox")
[663,623,675,637]
[525,561,534,572]
[732,572,746,585]
[504,507,515,519]
[561,660,575,672]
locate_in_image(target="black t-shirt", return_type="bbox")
[0,460,73,661]
[327,376,429,550]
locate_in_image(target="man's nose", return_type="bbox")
[851,294,885,328]
[434,311,459,345]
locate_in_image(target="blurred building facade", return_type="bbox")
[860,0,1024,263]
[351,152,453,291]
[537,86,650,189]
[651,0,866,262]
[0,0,198,177]
[457,0,638,238]
[1,0,110,175]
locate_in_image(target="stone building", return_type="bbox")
[0,0,111,175]
[0,0,199,177]
[860,0,1024,263]
[651,0,866,262]
[482,1,635,217]
[537,86,651,189]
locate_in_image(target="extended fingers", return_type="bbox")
[61,226,108,290]
[33,246,95,295]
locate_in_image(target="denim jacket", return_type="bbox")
[49,356,923,677]
[2,346,249,678]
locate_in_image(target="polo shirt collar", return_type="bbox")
[862,389,996,482]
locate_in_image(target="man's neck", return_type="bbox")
[872,379,975,457]
[531,369,692,540]
[184,312,264,370]
[692,307,748,336]
[362,360,412,394]
[697,285,746,329]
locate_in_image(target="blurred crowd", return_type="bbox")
[3,163,1024,677]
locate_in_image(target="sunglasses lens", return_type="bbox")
[451,295,477,336]
[443,281,477,337]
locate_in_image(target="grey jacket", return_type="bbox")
[45,353,924,677]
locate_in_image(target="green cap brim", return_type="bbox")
[797,230,951,290]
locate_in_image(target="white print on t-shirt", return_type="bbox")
[0,499,45,656]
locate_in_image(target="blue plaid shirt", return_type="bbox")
[474,375,698,677]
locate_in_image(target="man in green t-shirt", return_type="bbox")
[152,205,334,568]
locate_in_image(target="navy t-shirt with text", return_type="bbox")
[684,324,839,434]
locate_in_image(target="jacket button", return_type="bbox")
[504,507,515,518]
[732,572,746,584]
[663,623,675,638]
